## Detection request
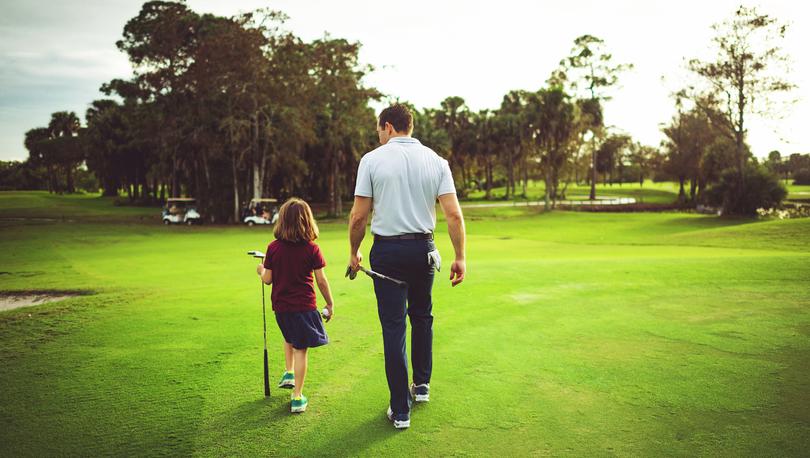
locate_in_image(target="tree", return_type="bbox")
[595,134,631,187]
[308,36,379,217]
[436,96,472,196]
[628,143,657,187]
[495,91,529,199]
[47,111,83,193]
[525,87,576,209]
[662,106,718,203]
[552,35,632,200]
[24,128,55,192]
[688,6,794,180]
[765,150,788,182]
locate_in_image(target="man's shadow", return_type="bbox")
[220,396,401,456]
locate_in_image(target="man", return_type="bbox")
[348,104,466,429]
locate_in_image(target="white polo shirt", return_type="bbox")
[354,137,456,236]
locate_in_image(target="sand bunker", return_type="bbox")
[0,293,81,311]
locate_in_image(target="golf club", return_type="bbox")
[247,250,271,397]
[345,265,407,288]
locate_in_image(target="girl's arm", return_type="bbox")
[257,264,272,285]
[313,268,334,319]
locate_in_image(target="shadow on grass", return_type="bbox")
[298,412,401,456]
[655,215,757,232]
[218,396,400,456]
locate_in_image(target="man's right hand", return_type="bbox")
[349,250,363,272]
[449,258,465,287]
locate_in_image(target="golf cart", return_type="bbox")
[162,198,202,225]
[243,198,279,226]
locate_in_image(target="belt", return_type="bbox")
[374,232,434,241]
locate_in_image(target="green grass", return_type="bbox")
[0,191,156,221]
[1,191,809,456]
[465,180,681,204]
[787,183,810,200]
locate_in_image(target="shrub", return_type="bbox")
[705,164,787,216]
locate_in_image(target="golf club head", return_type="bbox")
[345,265,358,280]
[247,250,265,259]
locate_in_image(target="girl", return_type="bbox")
[256,197,334,413]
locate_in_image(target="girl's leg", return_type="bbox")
[292,347,308,398]
[283,341,294,372]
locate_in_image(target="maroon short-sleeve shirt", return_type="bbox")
[263,240,326,312]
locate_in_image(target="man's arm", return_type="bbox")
[438,193,466,287]
[348,196,372,270]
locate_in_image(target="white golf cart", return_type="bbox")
[162,198,202,225]
[242,198,279,226]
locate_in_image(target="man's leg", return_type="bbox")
[370,242,410,416]
[407,257,434,386]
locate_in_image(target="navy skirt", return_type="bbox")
[275,310,329,349]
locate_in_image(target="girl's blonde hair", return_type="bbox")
[273,198,319,243]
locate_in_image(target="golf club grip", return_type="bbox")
[263,349,271,396]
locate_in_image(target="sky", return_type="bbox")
[1,0,808,162]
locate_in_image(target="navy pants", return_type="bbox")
[369,238,435,417]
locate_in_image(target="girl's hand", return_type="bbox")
[324,304,334,322]
[256,264,264,276]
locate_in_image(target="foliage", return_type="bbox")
[687,5,794,176]
[793,169,810,185]
[0,160,47,191]
[705,164,787,216]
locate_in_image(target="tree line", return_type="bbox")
[4,2,801,218]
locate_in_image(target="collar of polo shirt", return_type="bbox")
[387,137,420,144]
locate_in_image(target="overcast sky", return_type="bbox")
[1,0,808,161]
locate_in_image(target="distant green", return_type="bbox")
[1,191,809,456]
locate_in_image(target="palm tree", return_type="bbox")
[47,111,82,193]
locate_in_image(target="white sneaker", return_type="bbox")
[386,406,410,429]
[410,383,430,402]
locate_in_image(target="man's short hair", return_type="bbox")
[378,104,413,134]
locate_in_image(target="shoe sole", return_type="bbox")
[278,382,295,389]
[412,394,429,402]
[291,405,307,413]
[393,420,410,429]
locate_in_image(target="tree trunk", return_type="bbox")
[677,176,686,203]
[507,147,516,199]
[485,157,492,200]
[327,152,337,217]
[171,156,179,198]
[232,153,240,223]
[65,165,75,193]
[589,141,597,200]
[522,158,528,197]
[689,177,698,202]
[336,156,343,217]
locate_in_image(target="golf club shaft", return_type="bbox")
[361,267,407,287]
[260,279,270,397]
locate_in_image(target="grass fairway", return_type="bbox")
[1,192,809,456]
[465,180,681,204]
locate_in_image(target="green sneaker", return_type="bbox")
[291,395,308,413]
[278,371,294,389]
